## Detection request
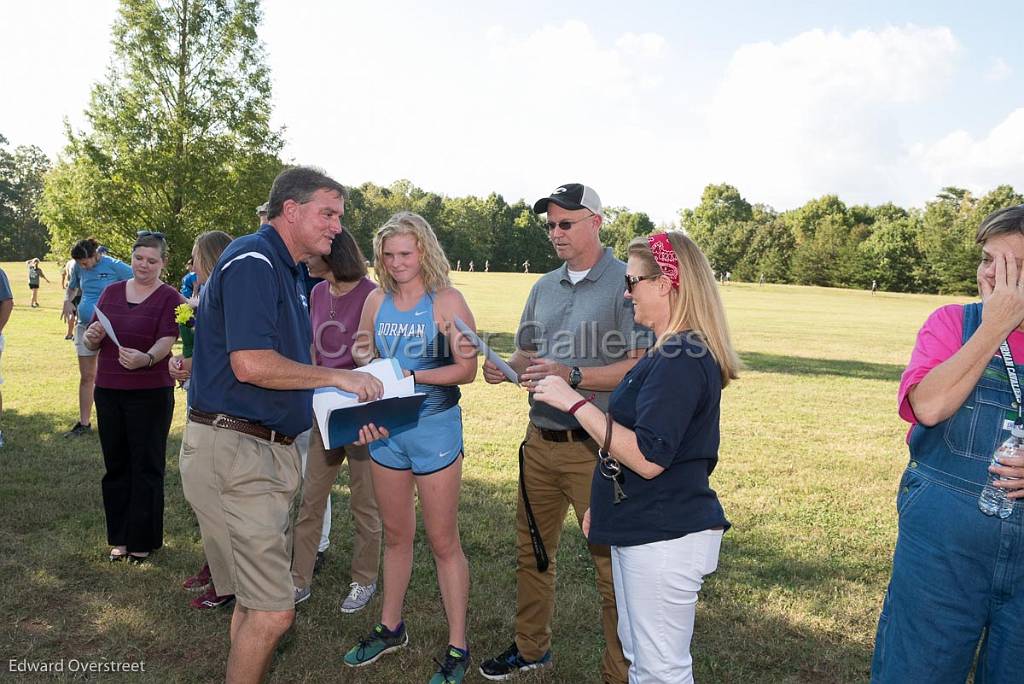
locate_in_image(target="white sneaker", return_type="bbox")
[340,581,376,613]
[294,586,311,605]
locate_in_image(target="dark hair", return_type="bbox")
[977,204,1024,244]
[323,229,368,283]
[133,232,169,259]
[71,238,99,260]
[266,166,348,220]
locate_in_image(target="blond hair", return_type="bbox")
[192,230,233,280]
[373,212,451,294]
[628,232,741,386]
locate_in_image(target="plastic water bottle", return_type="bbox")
[978,424,1023,518]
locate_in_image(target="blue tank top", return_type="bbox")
[374,292,459,416]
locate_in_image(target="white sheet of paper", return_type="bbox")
[93,306,121,347]
[453,316,519,384]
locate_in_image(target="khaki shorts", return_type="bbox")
[180,420,301,611]
[74,322,98,357]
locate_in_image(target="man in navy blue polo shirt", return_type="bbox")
[180,166,385,684]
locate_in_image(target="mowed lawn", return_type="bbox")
[0,261,971,683]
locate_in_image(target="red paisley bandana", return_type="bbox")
[647,233,680,289]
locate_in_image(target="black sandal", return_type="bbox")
[108,548,128,562]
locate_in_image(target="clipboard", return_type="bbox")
[313,359,427,449]
[322,393,427,447]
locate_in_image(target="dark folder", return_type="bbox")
[324,394,428,449]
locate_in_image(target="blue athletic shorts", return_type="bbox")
[369,405,463,475]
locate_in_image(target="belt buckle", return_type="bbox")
[212,414,230,429]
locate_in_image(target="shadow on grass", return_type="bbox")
[741,351,904,382]
[0,407,875,682]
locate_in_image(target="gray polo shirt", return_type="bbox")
[516,247,649,430]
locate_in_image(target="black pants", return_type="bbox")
[95,386,174,553]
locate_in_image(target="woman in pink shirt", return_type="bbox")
[872,205,1024,682]
[291,229,383,612]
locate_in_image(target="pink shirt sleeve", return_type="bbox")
[897,304,965,425]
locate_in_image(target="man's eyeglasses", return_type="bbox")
[545,214,594,232]
[137,230,166,239]
[624,274,661,293]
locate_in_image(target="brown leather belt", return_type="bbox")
[537,426,591,443]
[188,408,296,445]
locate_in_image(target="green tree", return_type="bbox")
[734,206,795,283]
[860,215,924,292]
[38,0,283,275]
[602,207,655,260]
[344,180,444,262]
[0,135,51,260]
[916,188,978,295]
[680,184,754,275]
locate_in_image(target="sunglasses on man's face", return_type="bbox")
[545,214,594,232]
[624,274,661,293]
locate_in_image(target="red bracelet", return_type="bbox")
[568,393,596,416]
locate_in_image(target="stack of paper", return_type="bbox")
[313,358,427,449]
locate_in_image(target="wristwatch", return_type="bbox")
[568,366,582,389]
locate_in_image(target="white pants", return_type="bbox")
[612,529,724,684]
[296,429,331,552]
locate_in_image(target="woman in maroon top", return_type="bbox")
[83,232,182,563]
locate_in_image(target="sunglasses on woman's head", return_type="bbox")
[137,230,166,239]
[624,274,660,293]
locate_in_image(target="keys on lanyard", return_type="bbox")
[599,456,628,504]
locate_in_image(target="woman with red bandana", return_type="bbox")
[533,232,740,684]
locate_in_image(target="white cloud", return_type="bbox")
[701,25,961,209]
[912,107,1024,193]
[986,57,1012,81]
[267,12,678,218]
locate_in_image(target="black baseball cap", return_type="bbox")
[532,183,602,216]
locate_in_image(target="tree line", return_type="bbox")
[2,0,1018,295]
[681,183,1022,295]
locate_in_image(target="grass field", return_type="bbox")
[0,261,972,683]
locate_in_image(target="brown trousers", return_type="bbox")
[290,421,382,590]
[515,424,628,684]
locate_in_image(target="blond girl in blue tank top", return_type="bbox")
[345,212,478,684]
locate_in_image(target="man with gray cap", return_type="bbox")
[480,183,645,683]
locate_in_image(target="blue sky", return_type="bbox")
[3,0,1022,223]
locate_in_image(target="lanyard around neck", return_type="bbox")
[997,340,1023,424]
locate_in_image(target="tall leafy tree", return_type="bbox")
[916,187,978,295]
[860,215,924,292]
[680,183,754,275]
[0,135,51,260]
[39,0,283,273]
[602,207,655,260]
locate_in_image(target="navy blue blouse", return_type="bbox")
[588,332,730,547]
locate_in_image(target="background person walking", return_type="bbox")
[26,258,50,307]
[61,238,133,438]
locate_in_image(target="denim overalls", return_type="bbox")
[872,303,1024,683]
